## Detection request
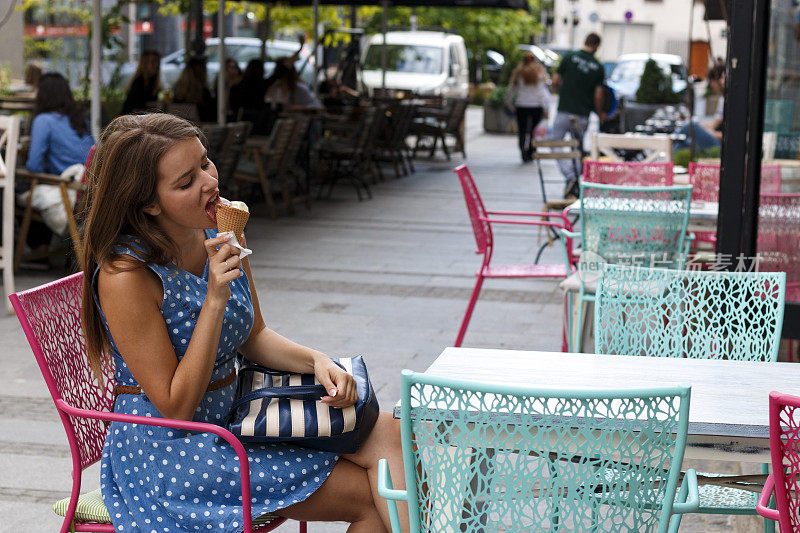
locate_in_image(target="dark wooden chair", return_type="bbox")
[235,118,296,219]
[14,169,85,272]
[216,122,253,202]
[373,103,416,180]
[411,98,468,160]
[201,123,230,163]
[316,107,380,201]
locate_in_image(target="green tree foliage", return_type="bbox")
[358,1,541,65]
[19,0,128,94]
[635,59,681,104]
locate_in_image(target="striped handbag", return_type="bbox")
[227,356,379,453]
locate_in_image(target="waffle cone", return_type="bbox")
[216,204,249,235]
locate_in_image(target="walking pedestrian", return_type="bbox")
[505,51,550,162]
[550,33,606,197]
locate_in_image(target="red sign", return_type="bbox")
[24,22,154,38]
[179,20,214,39]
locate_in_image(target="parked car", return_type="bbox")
[517,44,561,72]
[359,31,469,98]
[118,37,314,92]
[606,53,688,101]
[484,50,505,84]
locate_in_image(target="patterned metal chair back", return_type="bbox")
[399,370,691,533]
[767,391,800,533]
[689,163,782,202]
[761,165,782,193]
[583,160,674,187]
[758,193,800,300]
[9,273,115,471]
[687,163,720,202]
[579,183,692,269]
[595,265,785,361]
[454,164,492,255]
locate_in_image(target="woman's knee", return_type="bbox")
[345,412,402,467]
[277,459,376,523]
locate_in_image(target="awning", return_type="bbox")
[704,0,729,21]
[230,0,528,9]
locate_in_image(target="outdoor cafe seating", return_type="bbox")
[10,273,305,533]
[559,182,694,353]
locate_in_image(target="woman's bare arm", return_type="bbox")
[99,234,241,420]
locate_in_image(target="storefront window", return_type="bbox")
[758,0,800,304]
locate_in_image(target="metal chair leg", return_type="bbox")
[455,275,485,347]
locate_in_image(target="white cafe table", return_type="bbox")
[564,198,719,223]
[396,347,798,463]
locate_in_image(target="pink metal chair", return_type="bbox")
[583,160,674,186]
[757,391,800,531]
[688,163,783,248]
[453,164,574,347]
[9,273,304,533]
[758,193,800,302]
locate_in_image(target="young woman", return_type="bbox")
[505,52,550,162]
[121,50,161,115]
[24,72,94,251]
[264,60,321,108]
[172,57,216,122]
[81,113,408,532]
[214,58,243,118]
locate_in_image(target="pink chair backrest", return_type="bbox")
[583,160,674,186]
[688,162,720,202]
[689,163,783,202]
[9,272,115,471]
[454,164,492,254]
[768,391,800,532]
[761,164,782,193]
[758,193,800,299]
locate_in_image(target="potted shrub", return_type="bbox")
[483,49,522,134]
[622,59,682,131]
[483,85,518,133]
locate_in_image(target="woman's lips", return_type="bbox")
[205,194,219,223]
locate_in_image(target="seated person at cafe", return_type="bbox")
[121,50,161,115]
[265,60,321,109]
[673,64,725,153]
[172,56,216,122]
[23,72,94,256]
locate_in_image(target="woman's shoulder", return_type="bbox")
[97,259,162,311]
[32,112,59,126]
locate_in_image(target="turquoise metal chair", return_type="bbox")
[378,369,698,532]
[595,265,786,532]
[560,183,693,352]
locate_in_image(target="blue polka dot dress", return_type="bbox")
[94,229,338,532]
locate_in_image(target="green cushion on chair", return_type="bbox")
[53,488,280,526]
[53,488,110,523]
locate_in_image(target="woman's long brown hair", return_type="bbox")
[511,56,547,86]
[81,113,205,385]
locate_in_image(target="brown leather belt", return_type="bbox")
[114,371,237,398]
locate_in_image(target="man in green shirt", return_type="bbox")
[550,33,606,197]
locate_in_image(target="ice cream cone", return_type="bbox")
[216,203,249,236]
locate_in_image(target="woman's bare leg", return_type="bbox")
[276,458,387,533]
[342,412,410,533]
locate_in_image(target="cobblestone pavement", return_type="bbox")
[0,108,766,531]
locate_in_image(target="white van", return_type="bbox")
[360,31,469,98]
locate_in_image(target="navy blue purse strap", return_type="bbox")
[230,384,328,412]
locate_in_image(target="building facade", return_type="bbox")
[552,0,728,65]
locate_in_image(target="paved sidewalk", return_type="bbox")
[0,107,762,532]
